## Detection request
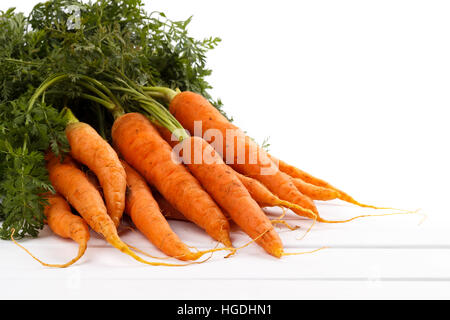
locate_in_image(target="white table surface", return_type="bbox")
[1,200,448,300]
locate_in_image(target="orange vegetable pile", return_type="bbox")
[0,0,409,268]
[15,90,406,267]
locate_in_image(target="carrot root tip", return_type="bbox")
[281,246,328,257]
[11,228,87,268]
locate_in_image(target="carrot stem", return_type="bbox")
[28,73,125,118]
[60,107,79,125]
[79,93,119,114]
[108,83,185,137]
[78,81,111,103]
[28,73,69,112]
[143,86,177,102]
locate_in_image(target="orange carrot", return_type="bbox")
[122,160,225,260]
[157,125,287,255]
[176,134,284,257]
[111,113,232,247]
[167,91,319,220]
[45,152,189,266]
[66,118,126,227]
[13,193,89,268]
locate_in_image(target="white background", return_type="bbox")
[1,0,450,300]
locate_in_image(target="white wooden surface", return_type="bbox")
[1,201,448,300]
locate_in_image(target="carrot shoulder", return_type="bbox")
[111,113,231,247]
[66,122,126,227]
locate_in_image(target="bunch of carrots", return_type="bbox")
[0,0,409,268]
[13,75,406,268]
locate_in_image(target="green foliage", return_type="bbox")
[0,147,48,239]
[0,95,69,238]
[0,9,32,101]
[0,0,229,238]
[22,0,226,115]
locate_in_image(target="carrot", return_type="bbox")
[45,152,190,266]
[122,160,226,260]
[166,91,319,220]
[176,134,284,258]
[157,125,288,255]
[12,193,89,268]
[111,113,232,247]
[64,108,126,227]
[269,155,400,209]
